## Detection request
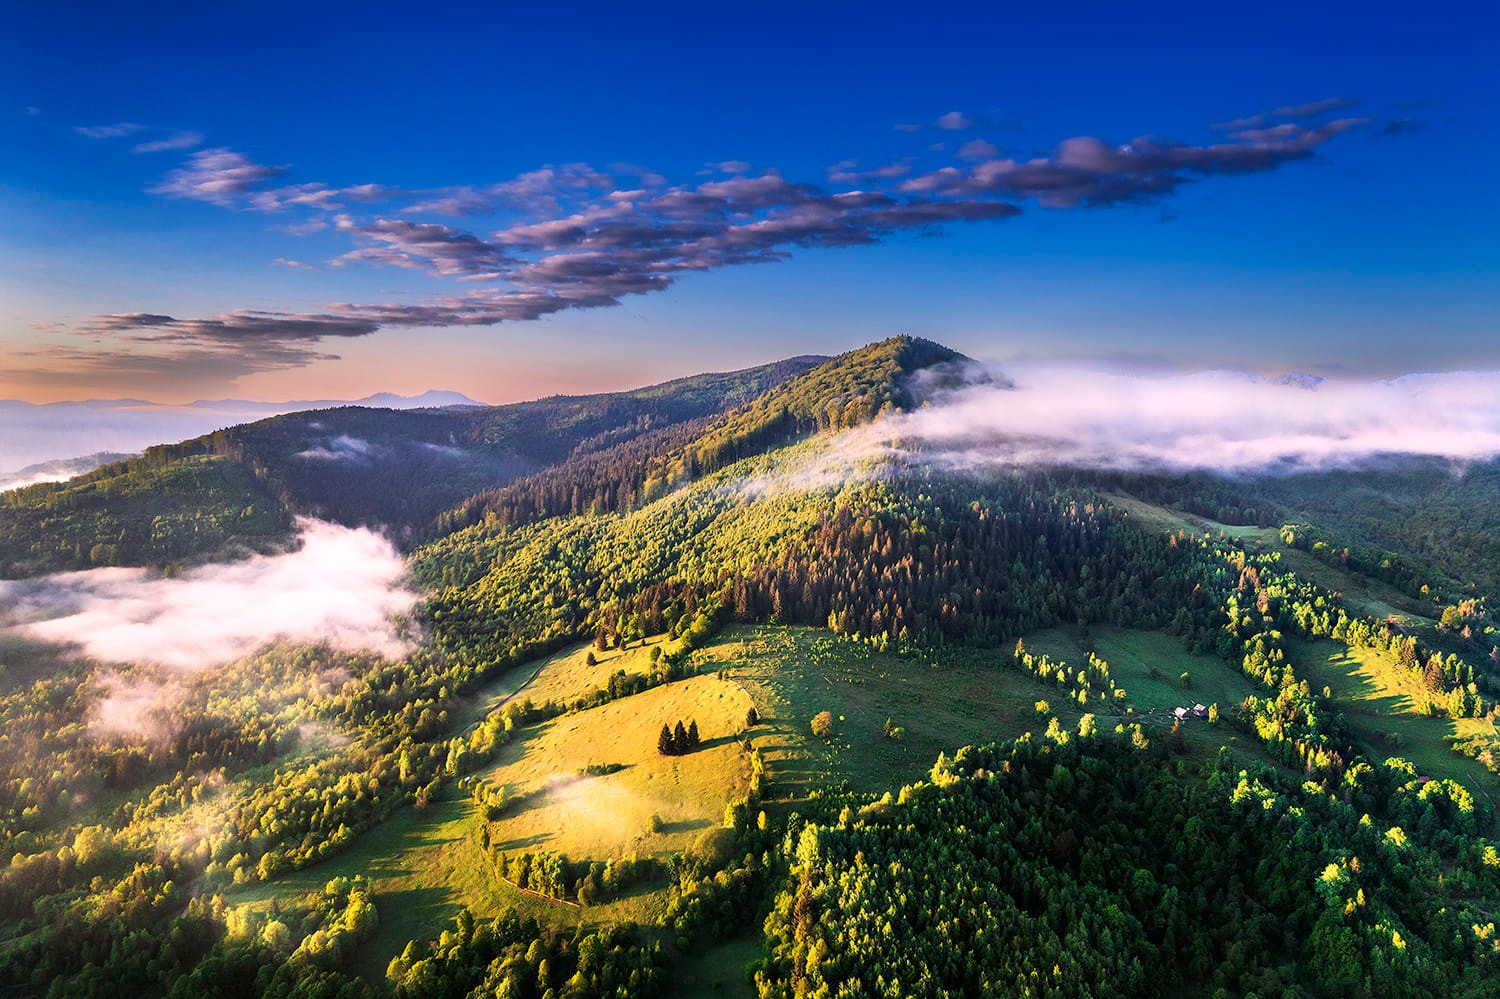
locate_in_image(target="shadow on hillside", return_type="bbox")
[497,785,561,821]
[375,883,451,926]
[661,817,712,835]
[492,831,552,851]
[1321,647,1388,704]
[695,734,746,751]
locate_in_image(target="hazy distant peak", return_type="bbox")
[1274,373,1326,390]
[348,390,487,409]
[185,389,488,410]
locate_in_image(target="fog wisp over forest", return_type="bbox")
[853,362,1500,474]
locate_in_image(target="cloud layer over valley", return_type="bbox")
[0,520,418,670]
[841,364,1500,477]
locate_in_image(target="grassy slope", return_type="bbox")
[711,626,1078,799]
[477,671,755,861]
[1293,639,1497,801]
[1016,625,1272,764]
[239,619,1224,983]
[1107,491,1435,627]
[229,638,750,978]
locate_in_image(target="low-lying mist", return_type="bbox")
[0,519,419,671]
[877,363,1500,476]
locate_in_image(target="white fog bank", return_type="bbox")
[0,519,419,670]
[880,364,1500,475]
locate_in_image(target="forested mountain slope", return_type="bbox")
[3,337,1500,997]
[0,354,823,576]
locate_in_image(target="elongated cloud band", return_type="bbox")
[0,520,417,670]
[865,364,1500,475]
[57,101,1369,381]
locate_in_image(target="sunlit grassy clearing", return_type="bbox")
[1295,639,1496,797]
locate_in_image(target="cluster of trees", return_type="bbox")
[1218,541,1492,714]
[754,730,1500,998]
[722,479,1207,649]
[658,720,701,755]
[384,908,667,998]
[1012,639,1123,708]
[0,868,383,998]
[482,845,662,907]
[468,778,512,820]
[1280,522,1435,603]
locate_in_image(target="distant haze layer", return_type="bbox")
[0,390,483,476]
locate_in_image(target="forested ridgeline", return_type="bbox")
[0,455,292,577]
[1260,458,1500,597]
[0,354,824,575]
[433,336,966,534]
[1064,461,1500,604]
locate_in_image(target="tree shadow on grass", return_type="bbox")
[1321,647,1388,703]
[493,831,552,851]
[695,734,747,751]
[354,884,454,979]
[661,817,711,835]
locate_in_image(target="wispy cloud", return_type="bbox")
[333,216,515,279]
[75,122,203,153]
[898,118,1366,208]
[50,102,1370,381]
[75,122,147,139]
[1272,96,1359,118]
[956,139,1000,161]
[1214,96,1361,130]
[152,148,288,205]
[827,159,915,184]
[294,434,376,462]
[133,130,203,153]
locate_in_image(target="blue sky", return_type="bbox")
[1,0,1494,403]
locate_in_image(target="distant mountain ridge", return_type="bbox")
[0,453,137,492]
[0,349,838,575]
[0,390,487,474]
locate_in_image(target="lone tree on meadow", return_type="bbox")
[811,711,834,739]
